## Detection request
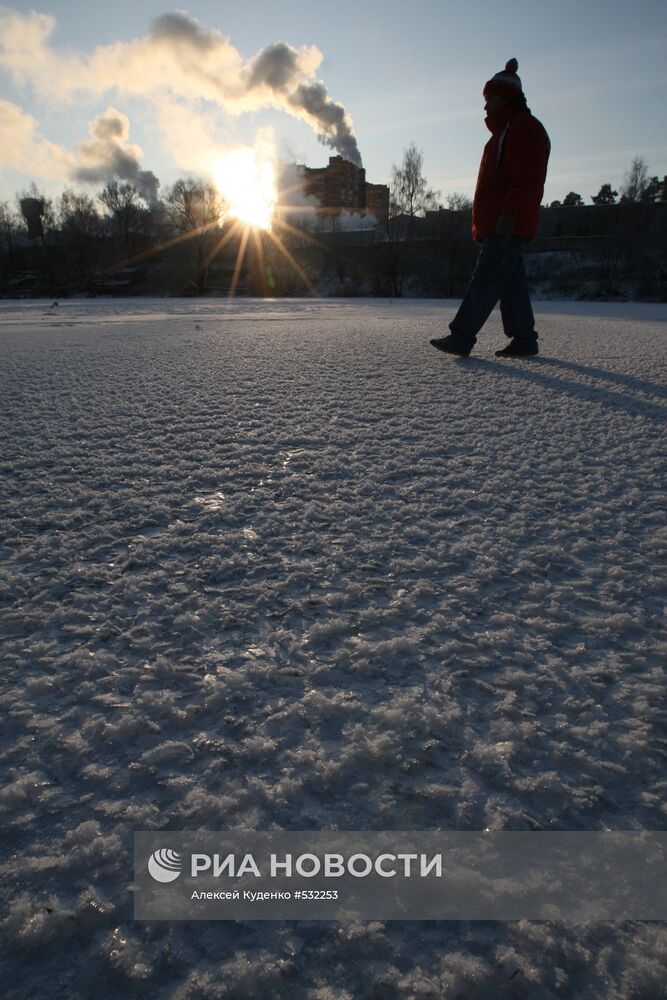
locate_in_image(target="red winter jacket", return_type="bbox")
[472,107,550,242]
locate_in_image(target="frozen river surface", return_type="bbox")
[1,297,666,998]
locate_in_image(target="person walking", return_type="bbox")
[431,58,550,358]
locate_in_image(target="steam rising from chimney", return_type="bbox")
[288,81,361,166]
[0,8,363,166]
[241,40,361,164]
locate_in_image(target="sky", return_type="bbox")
[0,0,666,210]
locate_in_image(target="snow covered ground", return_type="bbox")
[1,297,665,998]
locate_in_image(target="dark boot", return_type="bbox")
[430,334,472,358]
[495,339,539,357]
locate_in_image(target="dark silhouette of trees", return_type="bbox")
[591,184,618,205]
[99,181,152,253]
[641,176,666,203]
[162,179,227,293]
[620,156,649,203]
[58,189,107,286]
[380,143,441,296]
[0,153,664,299]
[390,143,440,221]
[445,192,472,211]
[0,202,20,263]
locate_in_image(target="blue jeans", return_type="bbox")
[450,236,537,348]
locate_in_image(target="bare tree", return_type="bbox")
[99,181,152,252]
[621,156,649,203]
[59,189,106,236]
[59,188,107,284]
[162,178,227,293]
[163,179,225,233]
[390,143,440,221]
[445,192,472,211]
[0,201,20,264]
[380,144,441,296]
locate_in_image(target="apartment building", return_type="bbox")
[300,156,389,222]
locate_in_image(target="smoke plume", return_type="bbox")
[0,8,362,166]
[71,108,160,203]
[288,82,361,165]
[0,99,159,202]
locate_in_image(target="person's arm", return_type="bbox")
[501,119,549,227]
[496,214,516,238]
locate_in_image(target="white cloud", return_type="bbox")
[0,8,362,164]
[0,98,71,178]
[0,99,158,200]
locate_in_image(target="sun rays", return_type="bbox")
[208,138,320,297]
[101,139,337,297]
[102,206,325,298]
[211,145,277,232]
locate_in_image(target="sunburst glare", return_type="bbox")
[212,139,277,231]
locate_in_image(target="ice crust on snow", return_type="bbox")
[0,297,665,998]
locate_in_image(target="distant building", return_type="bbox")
[366,183,390,223]
[300,156,389,223]
[19,198,45,240]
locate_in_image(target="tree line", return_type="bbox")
[388,149,665,219]
[545,158,664,208]
[372,147,666,299]
[0,151,664,299]
[0,178,233,296]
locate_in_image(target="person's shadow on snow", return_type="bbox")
[460,355,667,421]
[532,357,667,400]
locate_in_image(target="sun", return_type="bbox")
[212,146,277,230]
[105,129,318,298]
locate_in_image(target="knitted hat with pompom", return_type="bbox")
[483,58,523,98]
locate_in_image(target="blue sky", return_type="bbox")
[1,0,666,207]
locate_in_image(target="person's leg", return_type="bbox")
[499,243,538,347]
[448,236,525,349]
